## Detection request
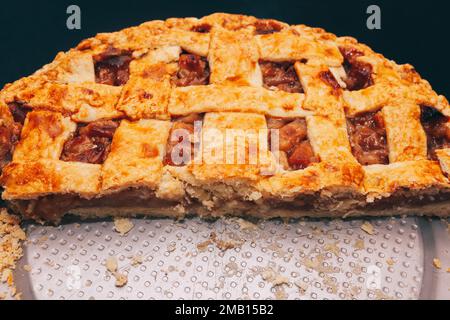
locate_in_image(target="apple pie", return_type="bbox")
[1,13,449,222]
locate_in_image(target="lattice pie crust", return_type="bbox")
[1,13,449,222]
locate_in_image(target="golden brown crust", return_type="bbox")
[1,160,101,200]
[101,119,172,192]
[13,111,76,161]
[382,104,427,162]
[209,26,261,86]
[189,112,275,182]
[168,85,308,117]
[257,29,342,66]
[0,13,449,220]
[363,160,448,199]
[116,46,180,120]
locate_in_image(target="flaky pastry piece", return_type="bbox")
[1,13,450,223]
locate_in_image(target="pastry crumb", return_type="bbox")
[37,236,48,245]
[353,239,365,251]
[260,268,289,287]
[210,232,243,251]
[294,281,308,295]
[197,232,243,252]
[223,261,241,277]
[232,218,258,231]
[106,257,118,273]
[360,222,375,235]
[105,256,128,288]
[256,266,289,300]
[370,289,394,300]
[23,264,32,272]
[323,275,338,294]
[323,241,340,257]
[114,273,128,288]
[130,255,143,267]
[196,240,211,252]
[274,285,287,300]
[386,258,395,266]
[302,254,335,273]
[433,258,442,269]
[113,218,134,236]
[0,209,26,299]
[166,243,176,253]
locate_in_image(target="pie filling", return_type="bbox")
[94,48,132,86]
[171,51,210,86]
[191,23,212,33]
[267,117,318,170]
[420,106,450,160]
[347,111,389,165]
[10,187,450,222]
[364,190,450,212]
[254,20,283,35]
[7,102,31,124]
[339,47,374,91]
[259,60,303,93]
[10,188,179,222]
[164,114,203,166]
[0,103,29,168]
[0,123,20,168]
[60,120,119,164]
[319,70,341,95]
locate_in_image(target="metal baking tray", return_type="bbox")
[3,215,450,300]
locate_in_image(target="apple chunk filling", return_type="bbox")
[339,47,374,91]
[420,106,450,160]
[259,60,303,93]
[267,117,318,170]
[347,111,389,165]
[60,120,119,164]
[94,48,132,86]
[171,52,210,87]
[164,114,203,166]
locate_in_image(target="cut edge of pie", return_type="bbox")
[1,13,450,223]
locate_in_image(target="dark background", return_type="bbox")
[0,0,448,96]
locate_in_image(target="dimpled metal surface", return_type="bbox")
[5,216,450,300]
